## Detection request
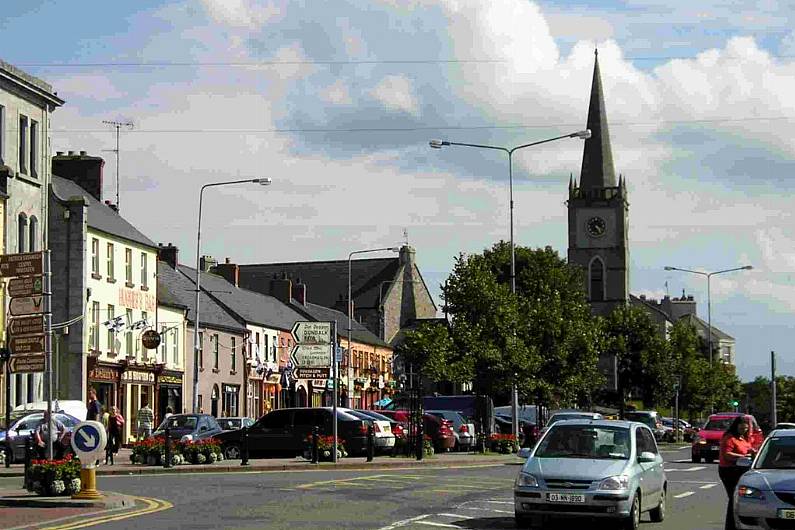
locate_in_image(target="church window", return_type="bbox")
[589,258,605,302]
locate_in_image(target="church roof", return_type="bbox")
[579,49,617,190]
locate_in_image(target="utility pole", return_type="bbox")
[101,120,133,211]
[771,351,777,429]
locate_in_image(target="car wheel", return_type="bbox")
[223,443,241,460]
[514,514,535,529]
[622,493,640,530]
[649,486,666,522]
[691,454,701,463]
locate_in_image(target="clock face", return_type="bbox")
[586,216,607,237]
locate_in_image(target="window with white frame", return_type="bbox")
[106,243,114,279]
[231,337,236,373]
[91,238,100,275]
[125,248,132,284]
[126,309,134,357]
[29,119,38,177]
[140,253,148,288]
[18,115,27,174]
[160,325,168,363]
[0,104,5,164]
[90,301,100,351]
[172,328,179,366]
[107,304,115,354]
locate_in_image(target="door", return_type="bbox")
[636,427,664,509]
[11,415,43,460]
[248,410,293,456]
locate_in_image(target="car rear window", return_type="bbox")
[704,418,735,431]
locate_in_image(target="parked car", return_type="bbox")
[775,422,795,430]
[215,407,370,460]
[733,428,795,528]
[152,413,223,442]
[354,409,405,440]
[622,411,667,442]
[348,409,396,452]
[216,417,255,432]
[514,419,667,530]
[375,410,455,452]
[691,413,764,463]
[1,412,80,463]
[661,418,697,442]
[13,400,87,422]
[426,410,475,451]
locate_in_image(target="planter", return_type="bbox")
[66,478,81,495]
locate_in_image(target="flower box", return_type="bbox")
[26,455,82,496]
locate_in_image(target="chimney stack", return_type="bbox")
[269,273,292,304]
[52,151,104,202]
[212,258,240,287]
[294,278,306,306]
[199,255,217,273]
[157,243,178,269]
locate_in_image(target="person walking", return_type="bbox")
[34,412,66,459]
[719,416,757,530]
[136,399,154,441]
[105,406,124,465]
[164,406,174,421]
[87,389,102,422]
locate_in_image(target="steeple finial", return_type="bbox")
[579,49,616,190]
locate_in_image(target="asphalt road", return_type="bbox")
[0,447,730,529]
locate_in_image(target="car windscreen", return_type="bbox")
[704,418,735,431]
[158,416,198,431]
[757,438,795,469]
[217,418,240,430]
[536,425,630,460]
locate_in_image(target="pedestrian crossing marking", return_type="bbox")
[700,483,718,489]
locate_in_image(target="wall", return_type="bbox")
[184,326,246,417]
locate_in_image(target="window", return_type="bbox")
[255,332,260,359]
[198,332,204,370]
[213,334,219,370]
[0,104,5,163]
[172,328,179,366]
[29,120,38,177]
[125,248,133,284]
[90,301,100,351]
[160,325,168,362]
[260,410,291,429]
[106,243,115,278]
[231,337,236,372]
[139,311,148,358]
[263,334,270,362]
[107,304,115,354]
[91,238,99,275]
[126,309,134,357]
[18,115,27,174]
[28,216,37,252]
[140,253,148,288]
[589,257,605,302]
[197,395,203,412]
[17,214,27,253]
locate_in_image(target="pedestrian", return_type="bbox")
[164,406,174,421]
[101,406,110,430]
[719,416,757,530]
[105,406,124,465]
[136,399,154,441]
[87,388,102,422]
[34,412,66,459]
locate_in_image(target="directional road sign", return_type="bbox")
[7,276,43,298]
[290,321,332,345]
[9,295,45,316]
[0,252,43,278]
[295,367,330,379]
[290,343,331,368]
[8,315,45,338]
[9,354,45,373]
[10,334,46,355]
[71,421,107,466]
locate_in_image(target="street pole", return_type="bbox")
[332,320,338,463]
[771,351,777,429]
[44,250,53,460]
[674,378,680,442]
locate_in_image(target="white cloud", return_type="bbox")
[369,75,419,115]
[320,79,352,105]
[49,74,125,102]
[201,0,283,30]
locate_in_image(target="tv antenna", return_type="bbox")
[403,228,409,246]
[101,120,134,211]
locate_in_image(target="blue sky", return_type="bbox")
[3,0,793,381]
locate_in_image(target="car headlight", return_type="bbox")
[598,475,630,491]
[695,435,706,444]
[515,472,539,488]
[737,485,765,499]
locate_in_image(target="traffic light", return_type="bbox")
[732,400,739,407]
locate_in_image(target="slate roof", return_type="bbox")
[388,318,448,348]
[177,265,306,332]
[630,294,672,322]
[238,257,401,310]
[287,300,390,348]
[157,262,246,334]
[51,175,157,249]
[680,313,735,341]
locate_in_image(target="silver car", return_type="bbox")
[734,429,795,529]
[514,419,667,530]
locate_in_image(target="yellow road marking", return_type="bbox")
[39,496,172,530]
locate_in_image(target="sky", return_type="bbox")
[2,0,793,382]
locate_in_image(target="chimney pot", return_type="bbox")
[225,257,231,264]
[68,150,75,156]
[56,151,63,156]
[79,150,87,156]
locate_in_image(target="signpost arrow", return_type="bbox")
[0,251,43,278]
[290,321,332,345]
[290,344,332,367]
[8,315,45,337]
[10,334,46,355]
[9,354,45,373]
[9,295,45,316]
[7,276,43,298]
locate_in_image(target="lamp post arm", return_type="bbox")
[444,142,509,154]
[710,266,752,277]
[509,132,585,154]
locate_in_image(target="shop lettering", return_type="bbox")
[121,370,155,384]
[118,288,156,312]
[159,375,182,385]
[89,367,117,382]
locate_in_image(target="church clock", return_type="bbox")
[586,216,607,237]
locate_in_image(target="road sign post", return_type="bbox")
[70,420,107,499]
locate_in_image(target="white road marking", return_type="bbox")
[460,506,513,514]
[700,483,718,490]
[475,500,513,504]
[674,491,695,499]
[679,445,691,450]
[417,522,460,528]
[438,513,473,519]
[377,514,431,530]
[664,466,706,472]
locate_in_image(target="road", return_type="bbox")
[0,446,730,529]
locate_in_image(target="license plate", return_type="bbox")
[547,493,585,503]
[779,510,795,520]
[383,425,390,433]
[710,445,719,451]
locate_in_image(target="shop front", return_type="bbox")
[157,370,183,422]
[309,379,326,407]
[120,366,156,443]
[262,367,280,413]
[221,383,240,417]
[87,358,121,413]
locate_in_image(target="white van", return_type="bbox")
[13,400,87,421]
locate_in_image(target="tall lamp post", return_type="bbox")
[192,177,272,413]
[430,130,591,439]
[664,265,753,412]
[347,247,400,408]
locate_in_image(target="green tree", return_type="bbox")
[394,320,467,384]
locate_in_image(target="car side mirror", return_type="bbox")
[638,451,656,463]
[736,457,753,468]
[517,447,532,459]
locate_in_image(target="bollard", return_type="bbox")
[23,437,33,490]
[163,426,172,469]
[4,445,9,468]
[416,422,424,461]
[366,424,374,462]
[311,426,319,464]
[240,426,250,466]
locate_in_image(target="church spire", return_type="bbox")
[579,48,616,190]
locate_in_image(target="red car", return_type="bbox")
[377,410,455,452]
[691,412,764,463]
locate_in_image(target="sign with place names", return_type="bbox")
[7,276,43,298]
[120,369,155,384]
[10,334,46,355]
[290,343,332,368]
[295,367,330,380]
[290,321,332,345]
[8,315,44,337]
[0,252,43,278]
[9,354,45,373]
[9,295,45,316]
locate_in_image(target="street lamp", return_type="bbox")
[192,177,272,413]
[430,130,591,439]
[347,247,400,408]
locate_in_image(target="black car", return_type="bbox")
[215,407,370,460]
[152,414,223,442]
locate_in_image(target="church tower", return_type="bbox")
[567,50,629,316]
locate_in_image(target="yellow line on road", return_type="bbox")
[39,496,172,530]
